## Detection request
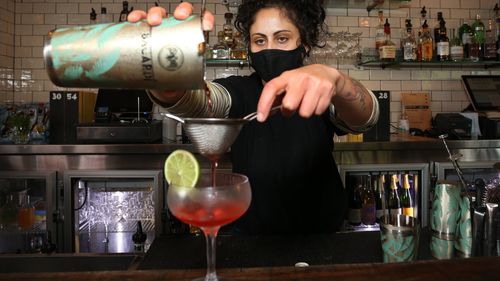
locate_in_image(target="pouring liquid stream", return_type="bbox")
[204,84,218,187]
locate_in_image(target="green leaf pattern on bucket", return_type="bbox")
[431,183,461,234]
[381,232,416,262]
[454,196,472,256]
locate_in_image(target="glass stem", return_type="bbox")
[211,160,218,187]
[203,227,220,281]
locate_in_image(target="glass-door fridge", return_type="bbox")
[0,171,57,253]
[338,163,430,231]
[63,170,163,254]
[434,161,498,204]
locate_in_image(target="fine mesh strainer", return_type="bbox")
[163,106,280,161]
[175,117,248,161]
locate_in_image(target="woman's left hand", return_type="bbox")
[256,64,344,122]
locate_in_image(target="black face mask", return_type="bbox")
[249,45,306,82]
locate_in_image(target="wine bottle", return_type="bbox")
[401,173,415,217]
[450,28,464,61]
[348,180,362,226]
[361,175,376,226]
[433,12,443,56]
[375,174,388,223]
[388,174,402,217]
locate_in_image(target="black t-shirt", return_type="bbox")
[214,73,347,235]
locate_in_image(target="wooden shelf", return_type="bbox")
[357,59,500,70]
[206,59,248,67]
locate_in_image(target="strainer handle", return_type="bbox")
[244,106,281,121]
[162,113,185,124]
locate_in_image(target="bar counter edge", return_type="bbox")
[0,256,499,281]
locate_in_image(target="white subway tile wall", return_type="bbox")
[0,0,15,101]
[0,0,499,129]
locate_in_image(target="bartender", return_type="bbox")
[128,0,379,234]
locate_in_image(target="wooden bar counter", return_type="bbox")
[0,256,499,281]
[1,230,500,281]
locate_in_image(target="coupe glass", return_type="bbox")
[167,171,251,281]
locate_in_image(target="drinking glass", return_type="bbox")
[167,172,251,281]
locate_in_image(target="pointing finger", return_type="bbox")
[257,76,287,122]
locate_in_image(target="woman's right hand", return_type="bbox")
[127,1,214,30]
[127,2,214,106]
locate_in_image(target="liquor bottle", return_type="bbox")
[388,174,402,216]
[420,20,433,61]
[483,19,497,60]
[90,8,97,25]
[361,175,376,226]
[417,7,428,61]
[204,31,212,60]
[348,180,362,226]
[230,31,247,60]
[459,19,472,59]
[379,18,396,61]
[436,19,450,61]
[433,12,444,55]
[99,7,110,24]
[450,28,464,61]
[402,19,417,61]
[375,11,386,52]
[132,221,147,253]
[18,194,35,230]
[119,1,130,22]
[223,13,235,49]
[401,173,415,217]
[211,31,229,59]
[470,14,485,62]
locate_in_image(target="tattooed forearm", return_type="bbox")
[355,85,366,112]
[341,86,366,112]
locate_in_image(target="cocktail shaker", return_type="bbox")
[44,16,205,90]
[483,203,498,256]
[430,181,461,259]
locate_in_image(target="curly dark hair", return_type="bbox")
[234,0,328,52]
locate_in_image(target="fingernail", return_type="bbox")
[151,14,161,23]
[181,10,189,17]
[256,113,264,122]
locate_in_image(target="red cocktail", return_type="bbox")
[167,172,251,281]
